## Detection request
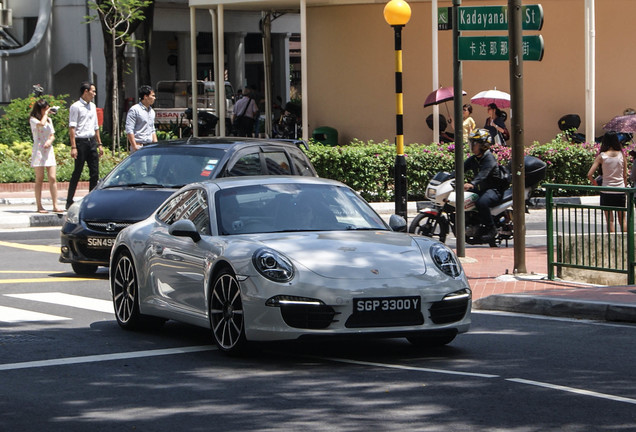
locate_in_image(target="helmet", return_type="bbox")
[468,128,493,151]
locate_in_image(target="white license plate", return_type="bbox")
[354,296,420,313]
[86,237,115,248]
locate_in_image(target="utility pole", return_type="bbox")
[452,0,465,257]
[508,0,526,273]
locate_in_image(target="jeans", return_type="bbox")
[476,188,503,228]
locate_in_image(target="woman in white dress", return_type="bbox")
[29,99,61,213]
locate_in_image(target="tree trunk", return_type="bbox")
[138,3,155,87]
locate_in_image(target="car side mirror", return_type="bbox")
[389,214,407,232]
[169,219,201,242]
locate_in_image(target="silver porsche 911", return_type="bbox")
[109,176,471,354]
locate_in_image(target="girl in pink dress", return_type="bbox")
[29,99,61,213]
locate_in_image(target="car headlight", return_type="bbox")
[253,248,294,282]
[65,202,81,225]
[430,243,461,277]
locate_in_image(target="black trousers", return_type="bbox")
[476,188,503,228]
[66,137,99,208]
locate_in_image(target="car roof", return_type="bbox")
[195,175,344,191]
[142,137,308,151]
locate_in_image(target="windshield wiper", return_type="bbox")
[102,182,165,189]
[345,226,385,231]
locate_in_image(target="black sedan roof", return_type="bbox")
[142,137,309,151]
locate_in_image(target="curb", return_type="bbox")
[30,213,66,227]
[473,294,636,323]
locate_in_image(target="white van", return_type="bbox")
[154,80,235,131]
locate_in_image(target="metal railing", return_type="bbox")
[545,184,636,284]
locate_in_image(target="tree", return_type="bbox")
[87,0,152,152]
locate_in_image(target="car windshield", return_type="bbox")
[102,147,226,188]
[216,183,388,235]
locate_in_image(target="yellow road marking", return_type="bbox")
[0,271,57,274]
[0,240,59,254]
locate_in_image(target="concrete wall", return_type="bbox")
[306,0,636,146]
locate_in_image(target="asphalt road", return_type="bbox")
[1,228,635,431]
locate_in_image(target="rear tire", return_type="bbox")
[408,213,449,243]
[111,250,165,330]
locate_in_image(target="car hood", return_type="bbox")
[80,188,176,221]
[255,231,427,279]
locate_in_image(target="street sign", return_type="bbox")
[458,5,543,31]
[438,7,451,31]
[458,35,544,61]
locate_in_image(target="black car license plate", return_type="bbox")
[348,296,424,328]
[86,237,115,248]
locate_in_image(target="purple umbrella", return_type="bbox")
[424,86,466,107]
[603,114,636,133]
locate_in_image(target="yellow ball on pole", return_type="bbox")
[383,0,412,26]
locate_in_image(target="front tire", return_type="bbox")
[408,213,449,243]
[407,332,456,347]
[72,262,98,275]
[209,269,248,354]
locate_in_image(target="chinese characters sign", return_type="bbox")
[458,35,544,61]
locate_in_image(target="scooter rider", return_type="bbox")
[463,128,507,243]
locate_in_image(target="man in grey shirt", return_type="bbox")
[125,85,157,153]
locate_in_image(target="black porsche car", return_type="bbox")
[60,137,317,274]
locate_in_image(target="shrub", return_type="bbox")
[0,142,126,183]
[0,94,70,147]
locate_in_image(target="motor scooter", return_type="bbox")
[408,156,547,247]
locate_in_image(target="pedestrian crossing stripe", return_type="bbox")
[5,293,114,314]
[0,305,70,323]
[0,240,59,254]
[0,277,96,284]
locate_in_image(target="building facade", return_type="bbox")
[1,0,635,147]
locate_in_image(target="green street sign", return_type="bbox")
[458,35,544,61]
[458,5,543,31]
[438,7,452,31]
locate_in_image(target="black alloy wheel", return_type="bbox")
[209,269,247,354]
[408,213,449,243]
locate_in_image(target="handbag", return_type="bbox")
[501,126,510,141]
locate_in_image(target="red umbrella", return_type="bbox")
[603,114,636,133]
[424,86,467,107]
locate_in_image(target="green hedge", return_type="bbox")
[305,135,618,201]
[0,142,125,183]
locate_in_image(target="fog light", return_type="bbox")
[442,288,471,301]
[266,295,324,307]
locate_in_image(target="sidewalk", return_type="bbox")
[1,184,635,323]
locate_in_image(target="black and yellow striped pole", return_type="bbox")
[384,0,411,221]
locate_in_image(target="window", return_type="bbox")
[227,153,263,176]
[289,149,317,176]
[264,152,292,175]
[157,188,210,235]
